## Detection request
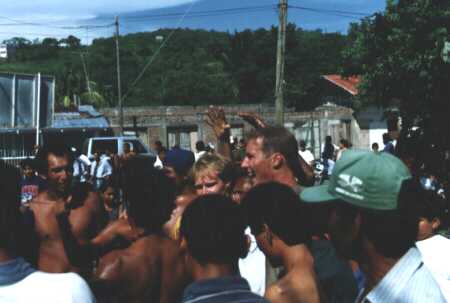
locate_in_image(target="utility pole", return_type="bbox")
[115,16,123,135]
[80,53,91,95]
[275,0,287,126]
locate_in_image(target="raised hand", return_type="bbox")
[206,106,231,141]
[238,111,267,129]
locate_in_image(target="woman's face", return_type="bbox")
[194,170,227,196]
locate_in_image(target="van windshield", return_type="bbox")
[124,139,147,154]
[92,139,118,155]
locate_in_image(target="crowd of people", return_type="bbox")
[0,108,449,303]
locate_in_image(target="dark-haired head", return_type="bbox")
[242,182,311,247]
[122,157,176,233]
[35,141,74,176]
[180,194,248,266]
[195,141,205,152]
[329,179,422,260]
[35,142,73,196]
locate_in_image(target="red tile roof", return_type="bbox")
[322,75,361,95]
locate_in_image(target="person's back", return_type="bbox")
[94,157,188,303]
[96,234,187,303]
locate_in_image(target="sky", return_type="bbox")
[0,0,386,43]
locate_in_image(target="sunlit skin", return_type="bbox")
[30,152,105,273]
[194,170,227,196]
[241,138,273,185]
[47,153,72,197]
[417,217,440,241]
[163,193,197,240]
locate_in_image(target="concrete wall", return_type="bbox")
[100,104,360,153]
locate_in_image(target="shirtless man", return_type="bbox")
[243,182,323,303]
[94,156,188,303]
[30,142,106,274]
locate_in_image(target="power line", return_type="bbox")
[95,5,276,22]
[121,0,197,102]
[0,14,114,30]
[288,5,373,18]
[0,30,85,39]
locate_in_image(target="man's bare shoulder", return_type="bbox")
[96,235,169,281]
[29,191,57,211]
[84,190,102,207]
[265,282,289,303]
[266,270,321,303]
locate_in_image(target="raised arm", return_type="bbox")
[238,111,268,129]
[206,106,232,159]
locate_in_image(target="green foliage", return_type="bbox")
[0,28,346,111]
[343,0,450,149]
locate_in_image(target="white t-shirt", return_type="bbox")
[194,151,206,162]
[90,158,112,179]
[239,227,266,296]
[416,235,450,302]
[299,149,315,166]
[0,271,96,303]
[154,155,163,169]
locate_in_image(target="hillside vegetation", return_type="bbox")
[0,25,347,110]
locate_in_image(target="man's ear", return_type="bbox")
[271,153,284,170]
[431,218,441,231]
[261,223,275,246]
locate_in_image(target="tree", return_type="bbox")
[343,0,450,160]
[2,37,31,47]
[59,35,81,48]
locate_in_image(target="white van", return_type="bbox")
[82,137,156,160]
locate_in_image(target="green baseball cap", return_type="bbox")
[300,150,411,210]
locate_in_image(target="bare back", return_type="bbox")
[95,234,188,303]
[30,190,104,273]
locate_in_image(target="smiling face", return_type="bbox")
[47,153,72,197]
[194,170,227,196]
[241,137,273,185]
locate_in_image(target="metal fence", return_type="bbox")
[0,132,35,167]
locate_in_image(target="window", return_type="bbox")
[124,139,147,154]
[92,139,118,154]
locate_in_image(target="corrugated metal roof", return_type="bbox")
[322,75,361,95]
[78,105,102,117]
[53,110,109,129]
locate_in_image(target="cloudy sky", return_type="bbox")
[0,0,386,43]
